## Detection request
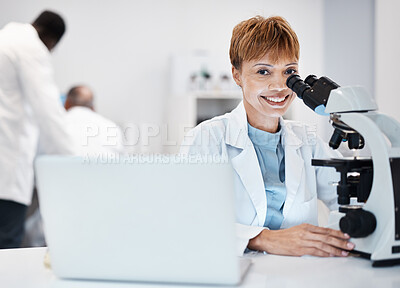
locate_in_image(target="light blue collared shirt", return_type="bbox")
[248,123,286,230]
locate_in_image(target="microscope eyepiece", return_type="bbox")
[286,74,310,99]
[305,75,318,87]
[286,74,339,116]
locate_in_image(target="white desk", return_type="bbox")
[1,247,400,288]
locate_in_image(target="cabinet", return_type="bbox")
[189,91,242,125]
[166,52,242,153]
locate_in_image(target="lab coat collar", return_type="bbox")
[225,101,304,150]
[225,102,249,149]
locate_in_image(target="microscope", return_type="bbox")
[287,74,400,267]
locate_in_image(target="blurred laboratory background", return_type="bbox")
[0,0,397,154]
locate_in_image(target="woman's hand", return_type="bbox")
[248,223,355,257]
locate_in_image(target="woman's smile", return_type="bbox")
[260,92,293,107]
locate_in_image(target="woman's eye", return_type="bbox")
[285,68,297,75]
[257,69,270,75]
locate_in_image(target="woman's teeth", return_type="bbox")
[264,96,287,103]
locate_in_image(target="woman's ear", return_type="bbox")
[231,66,242,87]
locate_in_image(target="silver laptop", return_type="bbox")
[35,155,250,285]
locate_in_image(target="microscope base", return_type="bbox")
[350,250,400,267]
[372,258,400,267]
[351,249,371,260]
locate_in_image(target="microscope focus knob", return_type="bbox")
[339,209,377,238]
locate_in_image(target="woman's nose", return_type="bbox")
[268,77,287,91]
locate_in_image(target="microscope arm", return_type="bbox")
[368,113,400,149]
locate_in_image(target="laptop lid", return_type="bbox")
[35,155,240,285]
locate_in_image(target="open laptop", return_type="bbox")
[35,155,250,285]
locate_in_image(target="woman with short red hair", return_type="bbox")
[181,16,354,257]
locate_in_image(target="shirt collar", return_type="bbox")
[247,122,281,148]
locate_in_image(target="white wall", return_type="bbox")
[324,0,375,95]
[317,0,375,144]
[0,0,325,152]
[375,0,400,122]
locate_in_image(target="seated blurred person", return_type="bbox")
[65,85,124,156]
[23,85,125,247]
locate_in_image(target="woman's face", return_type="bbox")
[232,54,298,127]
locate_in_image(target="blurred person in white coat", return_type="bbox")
[0,11,76,248]
[180,16,355,257]
[64,85,124,157]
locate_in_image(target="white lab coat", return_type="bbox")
[66,106,124,157]
[0,23,75,206]
[180,102,340,254]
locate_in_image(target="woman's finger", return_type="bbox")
[300,246,330,257]
[303,240,349,257]
[303,231,354,251]
[305,224,350,240]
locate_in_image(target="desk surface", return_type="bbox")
[1,247,400,288]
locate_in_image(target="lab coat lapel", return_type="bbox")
[231,145,266,226]
[225,103,266,226]
[281,120,304,217]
